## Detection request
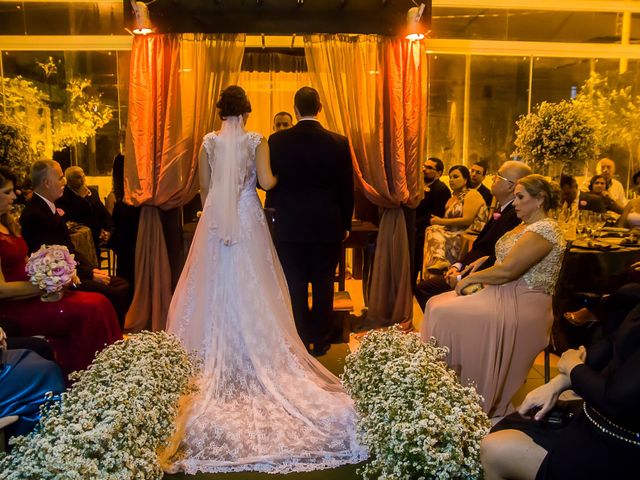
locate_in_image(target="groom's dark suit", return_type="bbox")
[20,194,130,327]
[414,201,520,310]
[268,120,354,352]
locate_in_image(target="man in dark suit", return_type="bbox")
[268,87,354,356]
[415,161,532,309]
[56,166,113,260]
[470,161,494,207]
[560,175,605,214]
[20,160,130,328]
[414,157,451,284]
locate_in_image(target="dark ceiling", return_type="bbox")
[123,0,432,36]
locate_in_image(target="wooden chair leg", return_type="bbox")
[544,346,551,383]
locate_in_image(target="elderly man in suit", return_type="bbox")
[56,166,113,260]
[268,87,354,356]
[19,160,130,328]
[415,161,532,309]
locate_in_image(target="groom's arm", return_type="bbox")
[338,138,355,234]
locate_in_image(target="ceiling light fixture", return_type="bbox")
[406,2,426,41]
[130,1,153,35]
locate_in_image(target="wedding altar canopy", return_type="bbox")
[123,2,429,332]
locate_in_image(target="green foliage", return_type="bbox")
[0,122,32,175]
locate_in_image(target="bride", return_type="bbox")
[163,86,366,474]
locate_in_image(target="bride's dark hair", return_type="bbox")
[216,85,252,120]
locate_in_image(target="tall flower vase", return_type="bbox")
[40,290,65,302]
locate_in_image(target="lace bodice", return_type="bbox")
[495,218,565,294]
[202,130,262,195]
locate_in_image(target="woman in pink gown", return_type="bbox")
[0,167,121,378]
[421,174,565,417]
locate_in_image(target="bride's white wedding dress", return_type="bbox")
[163,116,366,474]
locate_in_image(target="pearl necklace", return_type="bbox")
[583,403,640,447]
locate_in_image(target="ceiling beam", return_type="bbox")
[432,0,640,13]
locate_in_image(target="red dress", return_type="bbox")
[0,232,122,377]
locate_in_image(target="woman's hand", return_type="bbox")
[557,346,587,376]
[518,378,564,420]
[430,215,443,226]
[454,275,481,296]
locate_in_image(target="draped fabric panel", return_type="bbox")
[124,33,245,332]
[303,35,427,326]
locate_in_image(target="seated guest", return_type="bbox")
[421,175,565,417]
[414,161,532,309]
[595,157,627,207]
[0,166,122,376]
[588,174,623,214]
[0,327,65,438]
[422,165,487,275]
[56,166,113,260]
[618,169,640,229]
[470,161,493,207]
[105,154,140,288]
[413,157,451,283]
[19,160,130,328]
[481,284,640,480]
[560,174,605,215]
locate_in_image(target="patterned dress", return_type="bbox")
[422,188,488,275]
[421,218,565,417]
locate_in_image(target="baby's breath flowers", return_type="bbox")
[342,328,489,480]
[0,331,200,479]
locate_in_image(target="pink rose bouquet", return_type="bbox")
[25,245,79,294]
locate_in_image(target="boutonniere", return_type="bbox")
[579,200,587,207]
[492,211,502,221]
[56,208,65,217]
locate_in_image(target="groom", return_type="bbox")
[268,87,354,356]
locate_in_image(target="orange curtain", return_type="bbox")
[124,33,245,332]
[304,35,427,326]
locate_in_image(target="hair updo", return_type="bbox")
[216,85,252,120]
[517,174,561,212]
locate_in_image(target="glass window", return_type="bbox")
[426,54,465,169]
[531,57,592,106]
[1,50,126,177]
[432,8,620,43]
[468,56,530,171]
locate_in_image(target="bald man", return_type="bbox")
[56,166,113,260]
[596,157,627,206]
[415,161,533,309]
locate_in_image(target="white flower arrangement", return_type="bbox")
[513,100,599,174]
[342,328,490,480]
[0,331,200,479]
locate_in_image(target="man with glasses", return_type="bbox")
[470,161,493,207]
[414,157,451,284]
[414,161,532,309]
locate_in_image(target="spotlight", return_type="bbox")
[406,3,426,41]
[130,1,153,35]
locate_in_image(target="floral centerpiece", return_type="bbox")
[25,244,79,302]
[342,328,490,480]
[513,100,599,176]
[0,331,200,480]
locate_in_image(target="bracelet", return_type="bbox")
[456,274,462,282]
